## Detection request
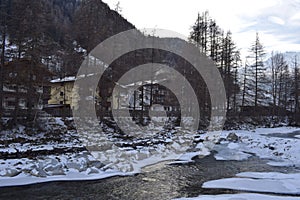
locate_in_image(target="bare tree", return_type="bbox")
[247,33,266,109]
[270,52,286,114]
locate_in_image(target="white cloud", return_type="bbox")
[268,16,285,25]
[103,0,300,58]
[290,12,300,20]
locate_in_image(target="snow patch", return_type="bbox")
[202,172,300,195]
[174,193,300,200]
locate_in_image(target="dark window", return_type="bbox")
[7,101,15,107]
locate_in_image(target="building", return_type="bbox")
[110,81,180,118]
[48,76,76,106]
[46,75,100,117]
[1,59,53,118]
[45,76,77,117]
[45,75,182,118]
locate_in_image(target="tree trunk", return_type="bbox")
[0,28,5,121]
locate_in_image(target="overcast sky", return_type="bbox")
[103,0,300,58]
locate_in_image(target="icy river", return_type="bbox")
[1,127,300,200]
[0,154,297,200]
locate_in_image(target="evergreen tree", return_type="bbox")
[222,31,237,110]
[241,59,249,108]
[292,56,299,114]
[247,33,267,108]
[190,12,240,112]
[0,0,11,121]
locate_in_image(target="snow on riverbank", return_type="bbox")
[0,117,211,187]
[0,150,205,187]
[175,127,300,200]
[0,170,126,188]
[1,123,300,189]
[0,150,129,187]
[203,172,300,194]
[174,193,300,200]
[211,127,300,167]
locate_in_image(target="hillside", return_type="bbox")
[1,0,135,75]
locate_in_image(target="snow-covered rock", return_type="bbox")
[66,162,85,172]
[226,132,239,142]
[0,168,21,177]
[30,168,48,178]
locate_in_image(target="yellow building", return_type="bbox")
[47,76,102,116]
[48,76,77,110]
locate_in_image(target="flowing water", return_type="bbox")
[0,154,296,200]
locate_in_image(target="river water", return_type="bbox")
[0,154,296,200]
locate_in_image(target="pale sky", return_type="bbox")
[103,0,300,58]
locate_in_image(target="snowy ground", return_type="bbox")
[0,117,211,187]
[0,118,128,187]
[212,127,300,166]
[175,126,300,200]
[1,117,300,200]
[175,193,300,200]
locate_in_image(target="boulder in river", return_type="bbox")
[226,132,239,142]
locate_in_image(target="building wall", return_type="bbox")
[48,81,78,109]
[1,59,53,117]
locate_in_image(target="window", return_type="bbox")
[4,97,16,109]
[9,72,17,78]
[7,101,15,107]
[19,99,26,109]
[4,84,17,92]
[60,91,64,96]
[19,86,28,93]
[35,86,43,93]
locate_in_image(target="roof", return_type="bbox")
[50,76,76,83]
[2,58,54,84]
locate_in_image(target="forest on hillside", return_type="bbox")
[0,0,299,127]
[189,11,299,125]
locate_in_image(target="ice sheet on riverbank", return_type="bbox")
[211,127,300,167]
[174,193,300,200]
[175,127,300,200]
[202,172,300,195]
[0,170,127,187]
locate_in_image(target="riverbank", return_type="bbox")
[0,122,300,189]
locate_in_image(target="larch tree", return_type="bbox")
[291,56,300,124]
[189,11,241,113]
[247,33,267,109]
[270,52,286,113]
[241,60,249,108]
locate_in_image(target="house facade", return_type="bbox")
[45,76,77,117]
[1,59,53,118]
[45,75,182,118]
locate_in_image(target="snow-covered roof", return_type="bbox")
[115,78,168,89]
[50,76,76,83]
